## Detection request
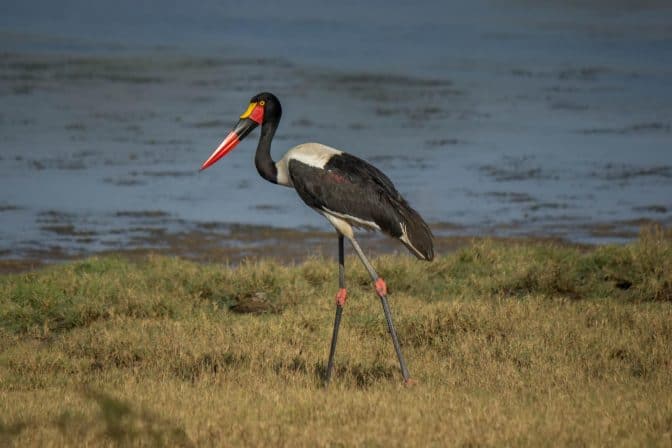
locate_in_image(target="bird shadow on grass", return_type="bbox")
[84,389,194,447]
[0,390,194,447]
[0,420,29,447]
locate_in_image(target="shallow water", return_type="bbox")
[1,1,671,261]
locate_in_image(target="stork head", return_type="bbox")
[199,92,282,171]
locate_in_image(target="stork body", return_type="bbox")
[200,92,433,384]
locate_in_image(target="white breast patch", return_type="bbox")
[283,143,343,169]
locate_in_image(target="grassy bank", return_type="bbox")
[1,227,671,446]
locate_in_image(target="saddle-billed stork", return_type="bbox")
[200,92,433,385]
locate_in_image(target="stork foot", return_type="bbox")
[404,378,418,387]
[335,288,347,307]
[374,278,388,297]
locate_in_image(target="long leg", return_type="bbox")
[325,233,347,385]
[349,237,412,383]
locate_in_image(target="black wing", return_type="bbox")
[288,152,434,260]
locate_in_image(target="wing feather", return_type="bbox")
[288,152,434,260]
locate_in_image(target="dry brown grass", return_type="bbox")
[1,227,671,446]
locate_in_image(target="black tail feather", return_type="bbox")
[395,200,434,261]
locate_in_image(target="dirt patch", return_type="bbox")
[0,258,45,273]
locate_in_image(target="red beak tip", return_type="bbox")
[200,130,241,172]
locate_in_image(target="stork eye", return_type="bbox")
[259,100,265,106]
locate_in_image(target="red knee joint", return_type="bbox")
[375,278,388,296]
[335,288,347,306]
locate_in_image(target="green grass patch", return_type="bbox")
[0,227,671,445]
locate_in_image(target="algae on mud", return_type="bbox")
[0,227,671,446]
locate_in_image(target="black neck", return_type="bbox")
[254,118,279,184]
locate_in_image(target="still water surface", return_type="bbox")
[1,1,671,260]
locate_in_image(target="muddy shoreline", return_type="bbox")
[2,218,668,274]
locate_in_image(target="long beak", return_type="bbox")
[199,118,259,171]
